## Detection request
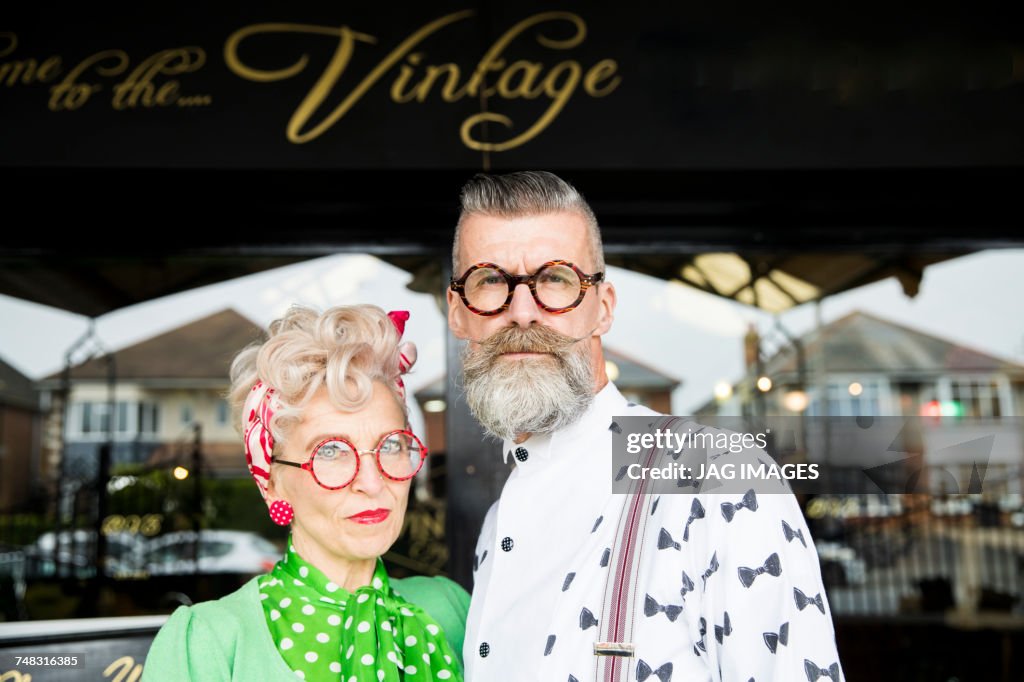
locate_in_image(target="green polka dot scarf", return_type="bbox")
[259,537,462,681]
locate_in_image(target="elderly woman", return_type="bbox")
[143,305,467,681]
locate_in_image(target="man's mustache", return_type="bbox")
[476,325,583,356]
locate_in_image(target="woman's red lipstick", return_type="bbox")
[348,508,390,524]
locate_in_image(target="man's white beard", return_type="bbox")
[462,326,595,441]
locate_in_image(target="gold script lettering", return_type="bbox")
[461,59,582,152]
[0,671,32,682]
[0,32,16,59]
[583,58,621,97]
[112,48,205,109]
[390,55,465,103]
[461,11,584,100]
[496,60,545,99]
[459,12,614,151]
[225,11,620,151]
[390,52,424,103]
[225,11,474,144]
[0,33,62,87]
[103,656,142,682]
[48,50,129,110]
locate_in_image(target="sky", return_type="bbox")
[1,249,1022,416]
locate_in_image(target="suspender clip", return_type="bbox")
[593,642,635,658]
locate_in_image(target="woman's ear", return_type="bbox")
[264,471,283,509]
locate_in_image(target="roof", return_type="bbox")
[765,311,1024,377]
[414,345,680,400]
[0,356,38,410]
[45,309,264,383]
[604,347,681,391]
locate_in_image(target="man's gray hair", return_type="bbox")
[453,171,605,274]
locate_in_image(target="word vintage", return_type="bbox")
[224,11,621,150]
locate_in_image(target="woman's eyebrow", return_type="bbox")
[304,429,408,452]
[304,433,352,451]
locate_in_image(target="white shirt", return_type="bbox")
[464,382,845,682]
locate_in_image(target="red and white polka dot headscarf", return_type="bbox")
[243,310,417,499]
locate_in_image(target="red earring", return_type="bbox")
[269,500,294,526]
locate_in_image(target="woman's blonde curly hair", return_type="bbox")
[228,304,406,447]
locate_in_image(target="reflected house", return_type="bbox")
[699,311,1024,493]
[771,311,1021,421]
[0,357,40,511]
[696,310,1024,625]
[37,310,265,482]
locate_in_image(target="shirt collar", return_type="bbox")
[500,381,629,465]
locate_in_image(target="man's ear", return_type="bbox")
[448,288,469,340]
[594,281,616,336]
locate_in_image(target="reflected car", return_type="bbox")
[143,530,280,576]
[24,530,146,578]
[930,497,975,516]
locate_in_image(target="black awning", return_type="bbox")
[2,167,1015,316]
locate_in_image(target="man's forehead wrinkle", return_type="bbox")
[460,216,592,272]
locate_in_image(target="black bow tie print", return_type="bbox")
[701,552,720,588]
[679,571,695,600]
[794,587,826,614]
[721,489,758,522]
[644,594,683,622]
[683,498,705,541]
[636,660,673,682]
[763,622,789,653]
[804,660,840,682]
[615,464,630,481]
[676,477,702,491]
[782,520,807,547]
[579,607,598,630]
[658,528,681,551]
[562,572,576,592]
[473,550,488,572]
[714,611,732,644]
[738,552,782,588]
[695,617,708,653]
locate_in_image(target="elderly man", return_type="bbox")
[448,171,844,682]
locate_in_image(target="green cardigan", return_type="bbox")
[141,575,469,681]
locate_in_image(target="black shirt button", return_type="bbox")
[501,537,514,552]
[515,447,529,462]
[479,642,490,657]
